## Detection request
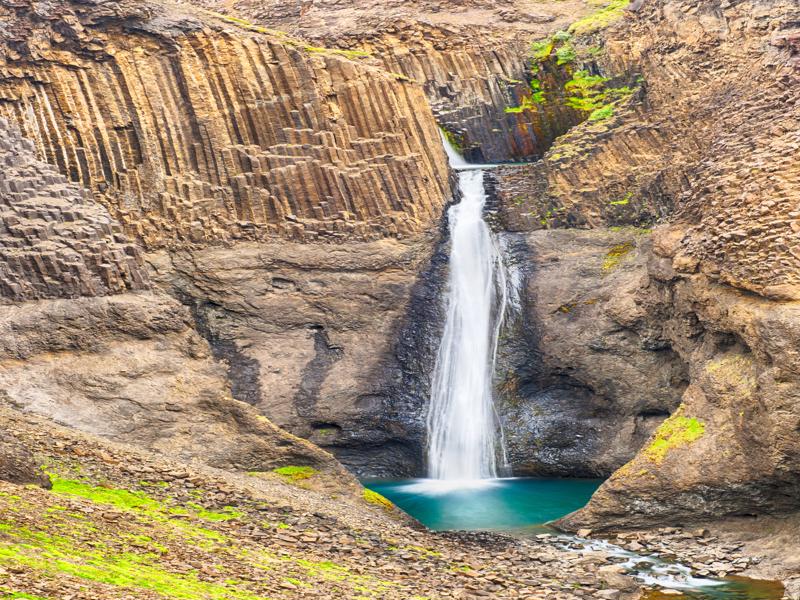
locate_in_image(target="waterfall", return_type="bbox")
[426,135,509,481]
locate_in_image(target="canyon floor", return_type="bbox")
[0,406,797,599]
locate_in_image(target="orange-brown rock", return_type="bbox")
[185,0,594,161]
[0,0,451,248]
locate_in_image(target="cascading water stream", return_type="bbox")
[426,134,509,482]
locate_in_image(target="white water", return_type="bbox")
[426,135,509,481]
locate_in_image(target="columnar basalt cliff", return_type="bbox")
[0,117,148,301]
[0,0,461,476]
[0,0,450,246]
[184,0,595,162]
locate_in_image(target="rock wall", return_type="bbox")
[0,292,345,475]
[0,0,450,247]
[0,117,148,302]
[489,0,800,525]
[495,228,686,477]
[0,0,462,479]
[148,232,448,477]
[0,0,366,483]
[558,225,800,529]
[183,0,593,162]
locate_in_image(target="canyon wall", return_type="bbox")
[0,0,456,478]
[0,0,450,247]
[183,0,594,162]
[487,0,800,525]
[0,106,347,482]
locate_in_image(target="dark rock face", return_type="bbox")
[149,234,449,478]
[494,229,686,477]
[0,431,51,489]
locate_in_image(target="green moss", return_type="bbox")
[51,477,161,511]
[589,104,614,121]
[609,191,633,206]
[362,489,394,511]
[272,466,317,481]
[644,413,705,463]
[1,593,51,600]
[556,45,577,66]
[530,39,554,62]
[602,241,635,272]
[553,30,572,43]
[569,0,632,36]
[440,127,464,152]
[564,70,610,112]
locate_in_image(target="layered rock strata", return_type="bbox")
[0,0,450,247]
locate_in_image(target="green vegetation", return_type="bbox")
[272,465,317,482]
[644,413,706,463]
[530,39,555,62]
[564,70,635,121]
[51,477,161,512]
[440,127,464,151]
[589,105,614,121]
[362,489,394,511]
[564,70,610,111]
[609,191,633,206]
[569,0,632,36]
[556,45,577,66]
[602,241,635,272]
[504,79,545,113]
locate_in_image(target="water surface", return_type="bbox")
[364,477,603,531]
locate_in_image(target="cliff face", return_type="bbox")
[486,0,800,526]
[0,0,467,480]
[0,0,454,481]
[183,0,594,162]
[0,0,450,247]
[0,117,148,301]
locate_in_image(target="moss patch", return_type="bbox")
[602,242,634,272]
[569,0,632,36]
[644,413,706,463]
[362,489,394,511]
[272,466,317,482]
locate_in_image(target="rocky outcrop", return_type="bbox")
[0,0,450,247]
[148,233,448,477]
[495,228,686,477]
[0,430,51,489]
[0,292,347,477]
[489,0,800,527]
[558,225,800,529]
[0,0,357,479]
[0,0,460,479]
[0,117,148,302]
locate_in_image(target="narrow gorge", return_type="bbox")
[0,0,799,599]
